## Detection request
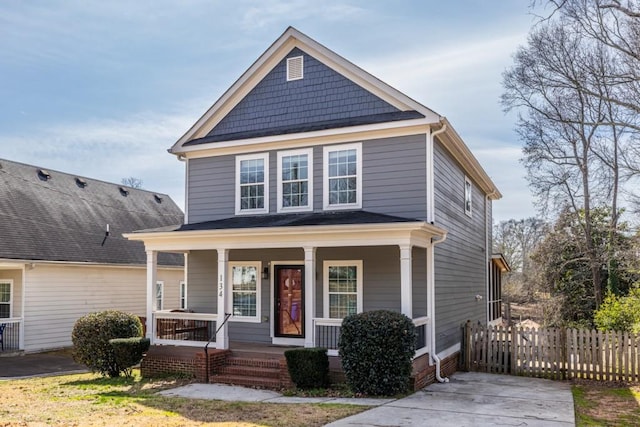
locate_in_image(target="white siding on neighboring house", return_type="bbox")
[22,264,183,352]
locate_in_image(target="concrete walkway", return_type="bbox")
[161,372,574,426]
[327,372,575,427]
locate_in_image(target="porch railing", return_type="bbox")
[313,316,431,358]
[152,312,217,347]
[1,318,22,352]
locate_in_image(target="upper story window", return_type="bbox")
[323,143,362,210]
[464,176,473,217]
[0,281,12,318]
[236,153,269,215]
[277,148,313,213]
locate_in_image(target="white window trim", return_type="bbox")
[286,55,304,81]
[155,281,164,311]
[464,176,473,217]
[235,152,270,215]
[277,148,313,213]
[323,260,363,319]
[0,280,13,318]
[228,261,262,323]
[179,280,187,310]
[323,142,362,210]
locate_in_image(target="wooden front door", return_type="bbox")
[274,265,304,338]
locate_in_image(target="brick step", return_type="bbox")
[210,373,282,389]
[217,364,281,379]
[225,356,282,369]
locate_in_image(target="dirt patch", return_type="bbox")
[573,382,640,426]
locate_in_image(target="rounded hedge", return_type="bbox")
[338,310,416,396]
[72,310,144,377]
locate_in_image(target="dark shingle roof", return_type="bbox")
[173,210,418,232]
[0,158,183,266]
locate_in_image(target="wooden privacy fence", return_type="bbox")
[464,321,640,381]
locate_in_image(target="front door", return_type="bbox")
[274,265,304,338]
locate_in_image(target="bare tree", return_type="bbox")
[121,177,143,189]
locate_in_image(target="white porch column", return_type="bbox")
[216,248,229,350]
[145,250,157,341]
[304,247,316,348]
[400,245,413,318]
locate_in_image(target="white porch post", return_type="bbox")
[400,244,413,318]
[216,248,229,349]
[304,247,316,348]
[145,250,157,341]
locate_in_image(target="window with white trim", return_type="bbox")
[179,281,187,310]
[236,153,269,214]
[277,148,313,212]
[229,262,261,322]
[0,281,12,318]
[155,281,164,311]
[464,176,473,217]
[323,143,362,210]
[323,261,363,319]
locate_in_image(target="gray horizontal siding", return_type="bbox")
[187,250,217,314]
[187,134,427,224]
[433,138,487,353]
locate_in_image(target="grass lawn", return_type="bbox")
[573,382,640,426]
[0,371,365,426]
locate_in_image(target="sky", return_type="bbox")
[0,0,544,224]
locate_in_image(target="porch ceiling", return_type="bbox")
[124,212,446,252]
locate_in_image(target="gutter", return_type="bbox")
[429,232,449,383]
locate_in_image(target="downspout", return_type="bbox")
[429,123,450,383]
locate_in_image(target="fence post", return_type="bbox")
[463,320,471,371]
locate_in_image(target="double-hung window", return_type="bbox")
[236,153,269,214]
[155,281,164,311]
[229,262,261,322]
[323,143,362,210]
[277,148,313,212]
[464,176,473,217]
[0,281,12,318]
[323,261,363,319]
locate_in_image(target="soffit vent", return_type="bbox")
[286,56,304,81]
[119,186,129,197]
[75,177,87,188]
[37,169,51,181]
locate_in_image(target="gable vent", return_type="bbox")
[37,169,51,181]
[119,186,129,197]
[75,177,87,188]
[286,56,304,81]
[154,194,163,203]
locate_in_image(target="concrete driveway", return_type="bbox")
[0,351,86,379]
[326,371,575,426]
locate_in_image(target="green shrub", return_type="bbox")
[109,337,151,378]
[284,347,329,389]
[71,310,143,377]
[594,287,640,333]
[338,310,416,396]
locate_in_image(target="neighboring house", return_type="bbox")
[127,27,503,387]
[0,158,184,353]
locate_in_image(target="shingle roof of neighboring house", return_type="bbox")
[0,158,184,266]
[173,210,419,232]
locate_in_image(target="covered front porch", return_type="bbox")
[126,212,446,374]
[0,263,25,353]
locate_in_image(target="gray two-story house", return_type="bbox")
[127,27,503,388]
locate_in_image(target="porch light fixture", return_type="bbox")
[262,266,269,279]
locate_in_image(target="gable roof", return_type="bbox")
[0,158,184,266]
[170,26,440,153]
[170,26,501,200]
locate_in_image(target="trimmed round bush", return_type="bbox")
[338,310,416,396]
[72,310,143,377]
[109,337,151,378]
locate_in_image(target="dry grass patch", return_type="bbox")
[573,383,640,426]
[0,371,364,426]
